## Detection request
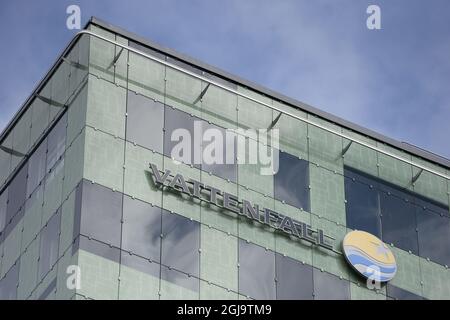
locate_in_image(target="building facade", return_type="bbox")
[0,17,449,300]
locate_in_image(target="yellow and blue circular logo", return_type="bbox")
[343,230,397,282]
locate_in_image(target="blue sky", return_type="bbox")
[1,0,449,159]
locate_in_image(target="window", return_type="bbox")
[6,162,28,222]
[416,207,450,266]
[201,122,237,182]
[26,141,47,198]
[161,211,200,277]
[275,254,313,300]
[0,261,19,300]
[164,106,201,167]
[47,114,67,172]
[39,210,61,279]
[77,181,123,247]
[126,91,164,152]
[313,268,350,300]
[122,196,161,262]
[380,191,418,254]
[0,188,7,233]
[238,240,276,299]
[274,151,310,211]
[344,175,381,238]
[387,284,423,300]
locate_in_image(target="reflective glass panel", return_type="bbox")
[313,269,350,300]
[274,150,310,211]
[0,261,19,300]
[121,251,160,278]
[201,122,237,182]
[126,91,164,152]
[6,163,28,222]
[380,191,418,254]
[416,207,450,266]
[79,181,123,247]
[344,176,381,237]
[387,284,423,300]
[0,188,7,233]
[46,113,67,171]
[39,210,61,279]
[122,196,161,262]
[238,240,276,299]
[164,106,201,167]
[161,211,200,276]
[160,265,199,292]
[276,254,313,300]
[26,141,47,198]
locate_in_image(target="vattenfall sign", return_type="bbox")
[149,163,335,251]
[148,163,397,283]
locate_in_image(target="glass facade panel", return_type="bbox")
[46,113,67,172]
[0,189,7,233]
[276,254,313,300]
[416,207,450,266]
[0,261,19,300]
[164,106,201,167]
[6,163,28,222]
[26,141,47,198]
[238,240,276,299]
[161,211,200,276]
[126,91,164,152]
[380,191,418,254]
[78,181,123,247]
[122,196,161,262]
[38,210,61,280]
[274,150,310,211]
[386,284,423,300]
[313,269,350,300]
[344,176,381,237]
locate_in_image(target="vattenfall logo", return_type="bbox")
[342,230,397,282]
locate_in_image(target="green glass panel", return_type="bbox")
[200,173,238,236]
[377,144,413,189]
[29,94,50,151]
[238,186,275,250]
[114,36,128,88]
[83,127,124,192]
[88,25,115,82]
[76,249,119,300]
[11,109,31,169]
[310,216,349,280]
[165,67,202,117]
[17,236,39,299]
[200,225,238,291]
[350,282,386,300]
[86,75,126,139]
[59,189,77,256]
[1,221,23,279]
[66,80,87,146]
[63,128,85,199]
[389,247,422,296]
[308,116,343,173]
[420,257,450,300]
[412,157,448,205]
[118,260,159,300]
[55,245,79,300]
[42,160,64,226]
[128,52,165,103]
[272,100,308,158]
[309,165,346,225]
[342,129,378,177]
[162,158,201,221]
[201,82,238,129]
[22,186,44,250]
[237,87,273,131]
[123,142,163,207]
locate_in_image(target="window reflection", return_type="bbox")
[313,268,350,300]
[126,91,164,152]
[161,211,200,277]
[39,210,61,280]
[274,150,310,211]
[276,253,313,300]
[238,240,276,299]
[78,181,123,247]
[122,196,161,262]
